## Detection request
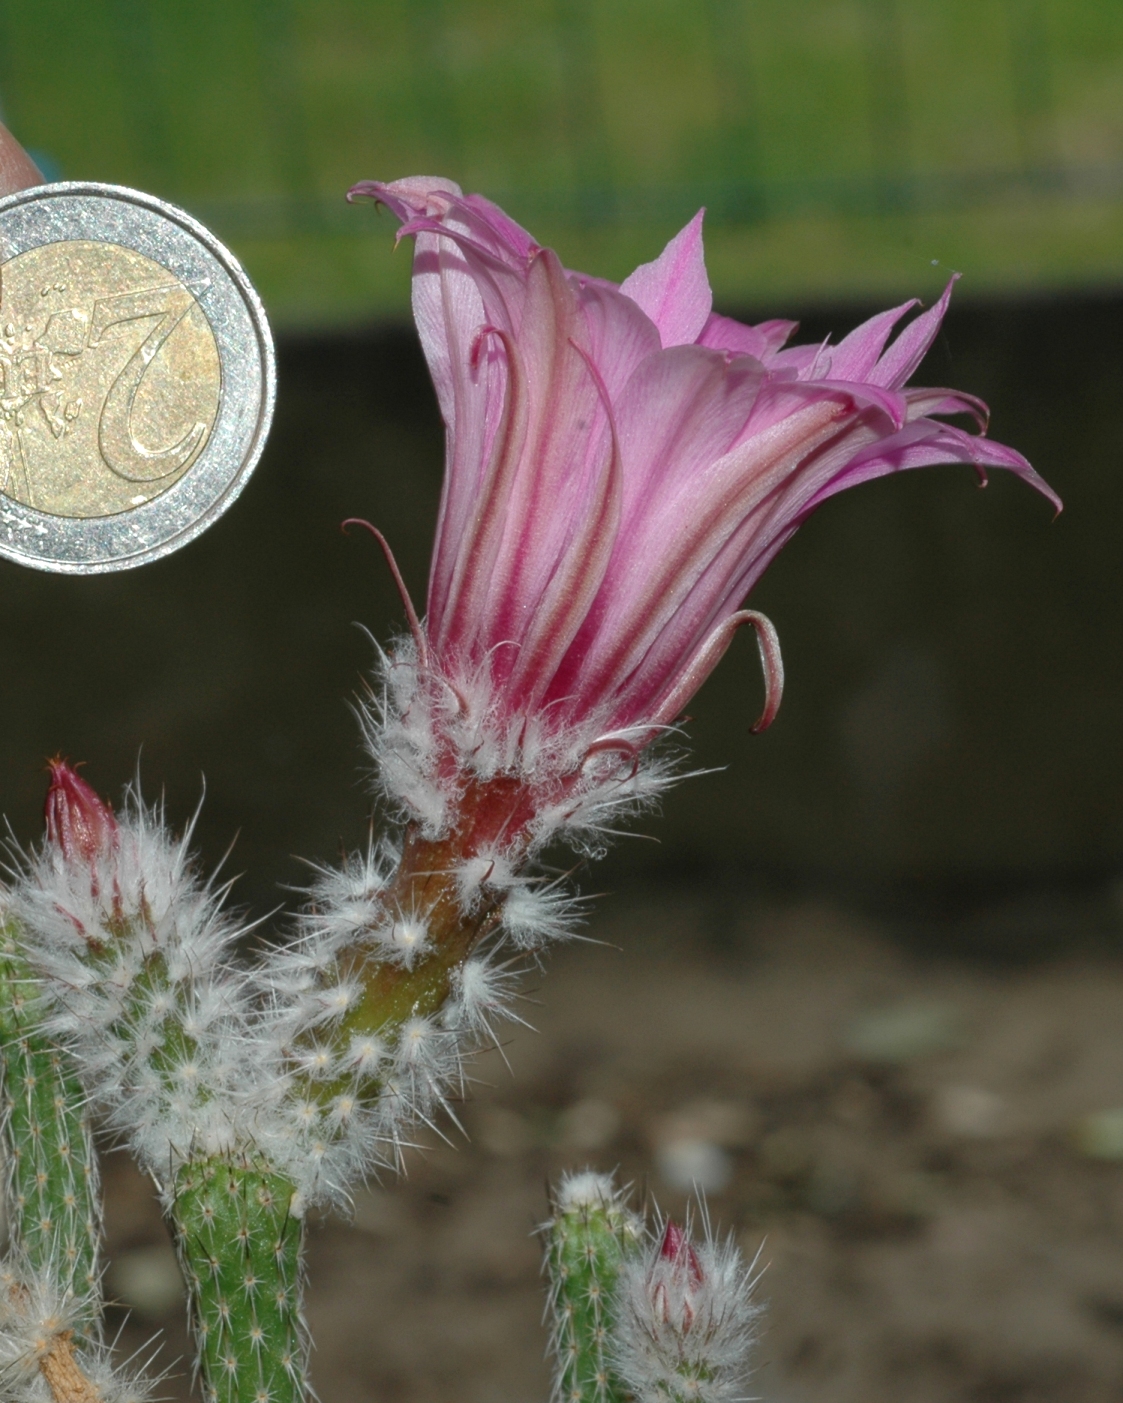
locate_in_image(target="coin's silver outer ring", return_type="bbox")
[0,181,276,574]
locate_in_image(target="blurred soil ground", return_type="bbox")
[101,891,1123,1403]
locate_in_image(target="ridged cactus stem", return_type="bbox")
[170,1158,307,1403]
[0,913,101,1334]
[336,823,498,1042]
[545,1174,640,1403]
[336,784,527,1035]
[294,797,518,1115]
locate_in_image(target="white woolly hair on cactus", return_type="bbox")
[253,835,587,1204]
[0,1255,90,1378]
[5,775,288,1201]
[296,835,400,950]
[0,1253,162,1403]
[553,1168,627,1214]
[391,1014,467,1132]
[454,851,517,910]
[374,910,433,969]
[497,874,587,951]
[359,642,451,837]
[527,737,685,860]
[611,1206,763,1403]
[253,937,526,1200]
[4,684,675,1228]
[360,642,682,854]
[444,954,530,1040]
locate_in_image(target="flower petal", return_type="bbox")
[571,277,662,402]
[592,394,867,722]
[431,322,529,659]
[825,298,918,381]
[646,609,784,733]
[440,251,620,713]
[555,374,848,717]
[619,210,712,349]
[697,312,798,361]
[869,277,957,388]
[904,385,989,429]
[365,175,1060,754]
[504,336,622,712]
[350,178,471,427]
[801,417,1063,516]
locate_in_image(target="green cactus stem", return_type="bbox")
[304,780,539,1112]
[0,913,101,1332]
[170,1157,307,1403]
[545,1179,639,1403]
[334,793,517,1041]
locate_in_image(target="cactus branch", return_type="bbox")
[544,1173,639,1403]
[0,912,101,1338]
[170,1158,307,1403]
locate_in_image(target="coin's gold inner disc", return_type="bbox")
[0,239,221,518]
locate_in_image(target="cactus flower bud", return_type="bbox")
[651,1221,705,1334]
[44,761,117,868]
[613,1216,760,1403]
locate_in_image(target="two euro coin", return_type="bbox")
[0,182,275,573]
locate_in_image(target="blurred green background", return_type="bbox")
[2,0,1122,324]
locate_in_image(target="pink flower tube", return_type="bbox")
[349,177,1058,847]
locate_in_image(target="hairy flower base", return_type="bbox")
[333,806,510,1044]
[613,1217,760,1403]
[369,643,680,853]
[245,640,680,1191]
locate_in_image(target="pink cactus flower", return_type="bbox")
[351,178,1057,749]
[348,177,1058,853]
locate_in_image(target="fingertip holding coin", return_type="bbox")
[0,122,44,199]
[0,179,275,573]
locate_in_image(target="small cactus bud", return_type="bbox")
[651,1221,704,1334]
[44,762,117,869]
[613,1214,760,1403]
